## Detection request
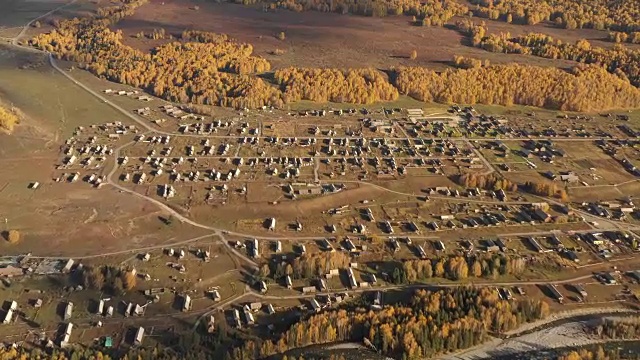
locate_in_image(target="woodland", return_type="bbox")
[227,287,549,359]
[27,0,640,111]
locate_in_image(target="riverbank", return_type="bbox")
[437,306,640,360]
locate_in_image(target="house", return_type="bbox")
[2,301,17,324]
[266,304,275,314]
[97,299,105,315]
[302,286,316,294]
[559,174,579,183]
[573,284,587,297]
[564,250,580,263]
[249,302,262,312]
[310,299,321,312]
[346,268,358,288]
[627,270,640,282]
[60,322,73,347]
[251,239,259,258]
[318,279,328,291]
[259,281,268,293]
[61,259,75,273]
[206,316,216,333]
[64,302,74,321]
[232,309,242,328]
[182,294,192,312]
[547,284,564,303]
[243,309,255,325]
[520,149,532,158]
[527,237,546,253]
[483,239,500,252]
[584,233,605,245]
[532,209,551,223]
[416,245,427,259]
[602,273,617,285]
[372,291,383,310]
[134,327,145,346]
[543,171,556,180]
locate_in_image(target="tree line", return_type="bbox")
[456,173,518,192]
[523,180,569,201]
[266,0,468,25]
[593,316,640,340]
[228,287,550,359]
[557,347,624,360]
[608,31,640,44]
[472,31,640,88]
[467,0,640,33]
[78,265,137,295]
[456,173,569,200]
[274,67,399,104]
[269,251,351,279]
[392,253,527,282]
[392,64,640,112]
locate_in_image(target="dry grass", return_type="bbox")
[111,0,587,71]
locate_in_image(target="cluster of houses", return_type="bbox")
[586,200,636,221]
[519,140,566,162]
[576,231,636,258]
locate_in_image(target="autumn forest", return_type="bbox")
[27,0,640,112]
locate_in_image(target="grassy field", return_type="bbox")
[0,45,218,256]
[110,0,588,72]
[0,0,69,38]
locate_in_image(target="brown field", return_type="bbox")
[0,0,68,38]
[0,46,213,256]
[112,0,582,71]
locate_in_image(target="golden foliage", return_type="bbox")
[272,0,468,24]
[30,0,283,109]
[476,33,640,87]
[230,287,549,359]
[468,0,640,32]
[453,55,488,69]
[6,230,20,244]
[393,64,640,111]
[0,104,19,132]
[457,173,518,191]
[596,316,640,339]
[609,31,640,44]
[121,270,137,291]
[524,180,569,200]
[274,67,399,103]
[400,253,526,282]
[291,251,351,278]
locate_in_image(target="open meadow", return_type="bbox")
[111,0,583,71]
[0,45,214,256]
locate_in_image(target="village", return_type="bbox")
[1,86,640,353]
